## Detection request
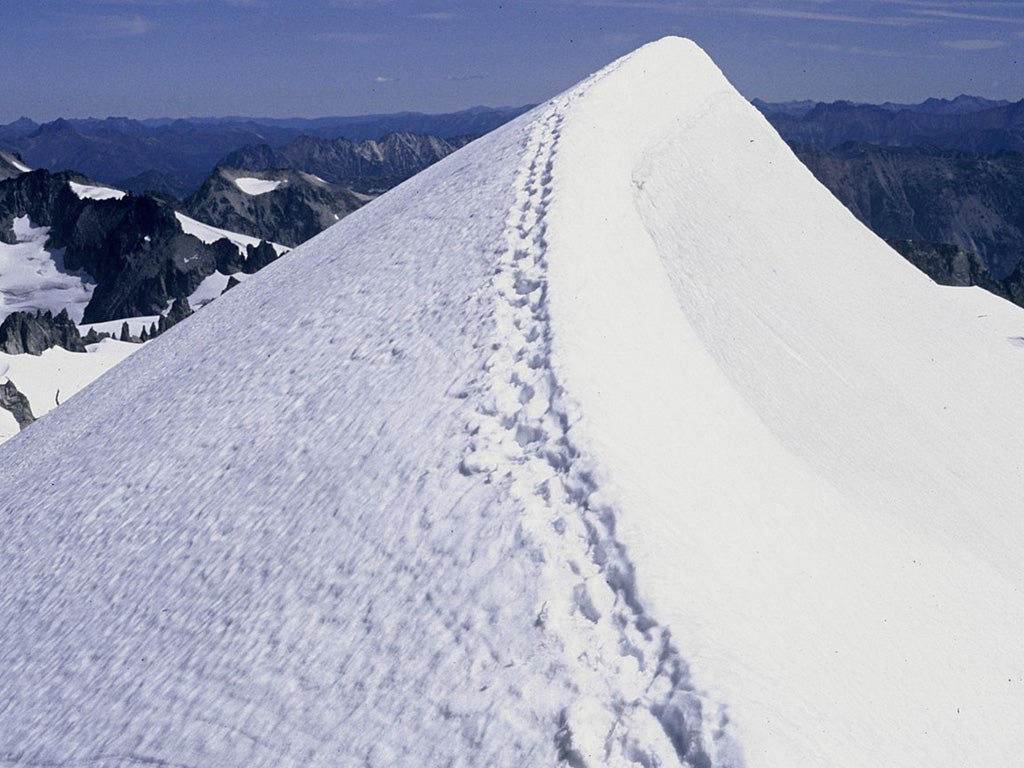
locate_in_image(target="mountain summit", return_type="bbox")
[2,37,1023,768]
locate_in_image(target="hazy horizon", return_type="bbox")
[4,1,1023,124]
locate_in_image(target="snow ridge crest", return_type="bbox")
[459,62,744,768]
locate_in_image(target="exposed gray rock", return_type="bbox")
[0,379,35,430]
[243,241,279,274]
[0,309,86,355]
[183,167,367,247]
[797,145,1024,277]
[221,132,471,195]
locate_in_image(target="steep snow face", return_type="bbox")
[0,94,581,768]
[1,36,1023,768]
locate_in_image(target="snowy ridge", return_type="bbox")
[461,69,738,768]
[3,37,1024,768]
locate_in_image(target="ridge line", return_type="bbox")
[459,76,744,768]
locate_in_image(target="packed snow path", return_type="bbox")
[2,37,1024,768]
[461,81,739,767]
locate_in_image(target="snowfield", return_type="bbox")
[1,37,1023,768]
[68,180,127,201]
[0,339,141,442]
[233,176,285,196]
[175,211,289,257]
[0,215,95,322]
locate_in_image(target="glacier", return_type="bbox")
[2,37,1024,768]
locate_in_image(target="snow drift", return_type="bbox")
[1,37,1023,768]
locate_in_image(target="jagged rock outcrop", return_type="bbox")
[0,169,279,323]
[242,240,279,274]
[183,167,366,247]
[0,309,86,355]
[0,150,28,181]
[0,379,35,429]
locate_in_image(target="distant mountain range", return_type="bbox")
[754,94,1024,153]
[0,106,531,198]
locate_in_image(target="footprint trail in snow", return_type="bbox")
[460,81,743,768]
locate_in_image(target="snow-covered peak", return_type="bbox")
[1,36,1023,768]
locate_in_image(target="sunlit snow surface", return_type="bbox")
[68,181,127,201]
[175,212,289,257]
[0,339,141,441]
[0,216,94,322]
[233,177,284,196]
[2,37,1024,768]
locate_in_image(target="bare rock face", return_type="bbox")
[0,379,35,430]
[0,309,86,355]
[183,167,367,248]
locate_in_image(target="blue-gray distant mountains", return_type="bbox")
[755,94,1024,153]
[0,106,530,198]
[219,133,472,195]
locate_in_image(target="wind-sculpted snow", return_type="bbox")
[2,36,1024,768]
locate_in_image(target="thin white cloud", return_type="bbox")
[308,31,383,42]
[78,14,155,37]
[785,40,938,59]
[374,75,398,83]
[741,7,921,26]
[910,8,1024,23]
[412,12,460,20]
[941,38,1009,50]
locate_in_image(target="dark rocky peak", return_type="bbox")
[183,166,366,247]
[0,168,87,243]
[243,240,280,273]
[0,308,86,355]
[32,118,80,138]
[0,117,39,140]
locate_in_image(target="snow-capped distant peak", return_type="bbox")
[9,156,30,173]
[68,181,126,201]
[232,177,285,196]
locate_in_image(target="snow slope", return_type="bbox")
[68,180,127,201]
[0,339,141,441]
[0,215,94,322]
[175,211,289,257]
[1,37,1024,768]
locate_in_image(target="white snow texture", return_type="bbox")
[1,37,1023,768]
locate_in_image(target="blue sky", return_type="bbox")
[3,1,1023,122]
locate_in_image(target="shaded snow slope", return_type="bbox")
[2,36,1024,768]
